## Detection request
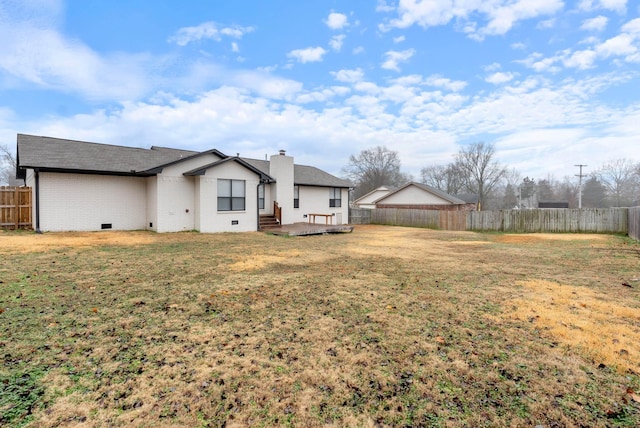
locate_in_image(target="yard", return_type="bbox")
[1,225,639,427]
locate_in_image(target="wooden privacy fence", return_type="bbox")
[365,207,630,234]
[349,208,372,225]
[468,208,628,233]
[370,208,467,230]
[629,207,640,241]
[0,186,32,230]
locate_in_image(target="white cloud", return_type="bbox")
[393,35,406,43]
[511,42,527,50]
[231,42,239,52]
[329,35,346,52]
[423,75,467,92]
[563,49,598,69]
[486,72,516,84]
[537,18,556,29]
[168,22,255,46]
[287,46,327,63]
[352,46,365,54]
[0,8,157,101]
[484,62,502,72]
[581,15,608,32]
[331,68,364,83]
[380,0,564,39]
[325,12,348,30]
[8,67,639,180]
[381,49,415,71]
[622,18,640,35]
[376,0,395,13]
[596,33,637,58]
[578,0,627,14]
[518,17,640,71]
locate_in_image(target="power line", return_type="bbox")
[575,164,588,209]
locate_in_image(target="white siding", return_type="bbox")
[293,186,349,225]
[146,177,157,231]
[37,172,147,232]
[269,153,295,224]
[197,161,261,233]
[379,185,452,205]
[155,153,221,233]
[354,188,390,209]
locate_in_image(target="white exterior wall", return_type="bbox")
[269,153,295,224]
[198,161,261,233]
[146,177,157,231]
[155,154,221,233]
[294,186,349,225]
[355,188,391,209]
[34,172,147,232]
[380,186,452,205]
[259,184,273,215]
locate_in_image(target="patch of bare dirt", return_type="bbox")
[496,233,609,244]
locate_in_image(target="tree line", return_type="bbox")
[343,143,640,210]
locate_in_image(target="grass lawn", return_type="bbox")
[1,225,639,427]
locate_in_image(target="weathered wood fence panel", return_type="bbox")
[349,208,372,225]
[0,186,32,230]
[362,207,629,234]
[371,208,441,229]
[629,207,640,241]
[468,208,628,233]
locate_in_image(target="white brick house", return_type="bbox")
[16,134,351,233]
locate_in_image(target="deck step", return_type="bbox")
[259,215,280,229]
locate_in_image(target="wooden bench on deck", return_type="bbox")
[308,213,333,225]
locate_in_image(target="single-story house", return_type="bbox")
[16,134,351,233]
[352,186,392,209]
[373,182,476,211]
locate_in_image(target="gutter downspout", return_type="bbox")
[256,181,263,231]
[34,169,42,234]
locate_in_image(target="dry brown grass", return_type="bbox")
[1,226,639,427]
[499,279,640,374]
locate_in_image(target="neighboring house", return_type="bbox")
[16,134,350,233]
[373,182,476,211]
[352,186,392,209]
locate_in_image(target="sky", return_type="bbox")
[1,0,639,182]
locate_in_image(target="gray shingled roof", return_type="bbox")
[242,158,351,188]
[17,134,351,187]
[17,134,197,175]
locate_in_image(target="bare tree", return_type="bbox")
[455,142,506,210]
[419,164,465,195]
[0,144,18,186]
[596,158,638,207]
[343,146,411,199]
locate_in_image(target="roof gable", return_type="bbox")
[354,186,392,204]
[184,157,274,182]
[375,182,466,205]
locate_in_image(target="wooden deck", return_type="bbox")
[264,222,354,236]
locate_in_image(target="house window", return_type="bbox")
[294,185,299,209]
[329,188,341,207]
[258,184,265,210]
[218,179,246,211]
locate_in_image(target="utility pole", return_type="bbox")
[575,164,587,209]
